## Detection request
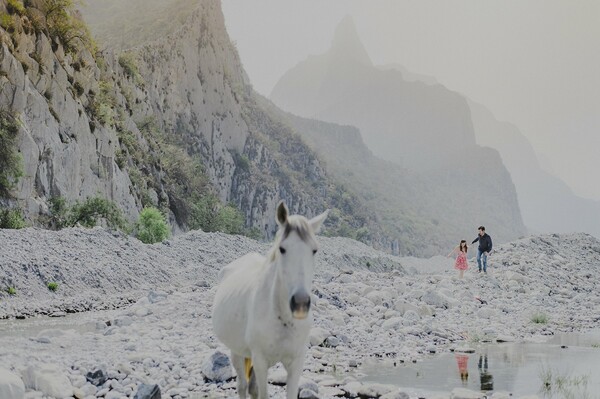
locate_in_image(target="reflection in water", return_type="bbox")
[455,354,469,385]
[359,331,600,397]
[478,354,494,391]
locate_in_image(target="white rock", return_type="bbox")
[309,327,330,347]
[450,387,487,398]
[380,391,410,399]
[69,374,87,388]
[22,364,73,398]
[201,351,233,382]
[357,383,394,397]
[342,381,362,397]
[489,392,513,399]
[381,317,403,331]
[0,368,25,399]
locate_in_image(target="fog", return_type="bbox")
[222,0,600,201]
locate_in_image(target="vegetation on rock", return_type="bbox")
[46,196,128,231]
[0,208,26,229]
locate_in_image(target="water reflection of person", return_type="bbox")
[455,354,469,385]
[478,354,494,391]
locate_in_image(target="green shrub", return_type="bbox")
[118,52,142,85]
[47,196,68,229]
[46,196,127,231]
[190,195,245,235]
[0,110,24,197]
[7,287,16,295]
[91,81,116,126]
[67,196,128,231]
[135,207,170,244]
[7,0,26,15]
[47,282,58,291]
[0,208,26,229]
[189,194,217,232]
[0,13,15,32]
[215,203,244,235]
[531,312,549,324]
[42,0,96,55]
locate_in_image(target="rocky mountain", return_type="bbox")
[0,0,381,241]
[270,16,526,249]
[255,95,523,256]
[469,100,600,238]
[271,16,477,170]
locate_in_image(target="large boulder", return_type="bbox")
[0,368,25,399]
[201,351,233,382]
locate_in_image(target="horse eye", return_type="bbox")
[312,249,317,255]
[279,247,286,255]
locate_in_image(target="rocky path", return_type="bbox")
[0,228,599,398]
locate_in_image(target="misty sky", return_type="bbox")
[222,0,600,201]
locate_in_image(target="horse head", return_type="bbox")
[273,201,328,320]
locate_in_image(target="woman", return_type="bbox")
[448,240,469,278]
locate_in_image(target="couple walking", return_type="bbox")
[447,226,493,277]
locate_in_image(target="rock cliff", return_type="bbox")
[270,16,527,250]
[0,0,380,241]
[259,95,523,256]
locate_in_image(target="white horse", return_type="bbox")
[212,201,328,399]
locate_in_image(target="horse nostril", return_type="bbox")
[290,291,311,314]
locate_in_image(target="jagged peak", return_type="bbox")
[329,15,372,67]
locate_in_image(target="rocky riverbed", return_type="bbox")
[1,227,599,399]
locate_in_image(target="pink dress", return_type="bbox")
[454,251,468,270]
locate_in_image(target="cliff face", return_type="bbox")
[271,17,477,170]
[0,0,380,241]
[270,16,527,248]
[0,2,138,220]
[470,100,600,238]
[261,97,521,256]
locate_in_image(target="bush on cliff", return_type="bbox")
[47,196,128,231]
[0,207,27,229]
[0,110,23,198]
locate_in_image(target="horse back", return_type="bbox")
[218,252,266,281]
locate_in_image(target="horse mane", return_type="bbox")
[268,215,316,263]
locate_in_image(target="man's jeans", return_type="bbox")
[477,250,488,272]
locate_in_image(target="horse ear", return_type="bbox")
[309,209,329,234]
[276,201,288,225]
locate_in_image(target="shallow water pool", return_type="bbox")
[360,331,600,398]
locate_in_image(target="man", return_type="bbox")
[472,226,492,273]
[478,354,494,391]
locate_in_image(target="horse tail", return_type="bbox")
[244,357,253,382]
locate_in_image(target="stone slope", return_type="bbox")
[0,227,599,398]
[0,226,404,319]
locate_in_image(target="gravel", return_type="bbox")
[0,227,599,398]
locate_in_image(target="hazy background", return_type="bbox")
[222,0,600,201]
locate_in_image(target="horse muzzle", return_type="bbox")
[290,290,311,319]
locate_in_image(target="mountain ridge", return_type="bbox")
[0,0,384,243]
[270,16,526,249]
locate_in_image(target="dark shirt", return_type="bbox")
[472,233,492,253]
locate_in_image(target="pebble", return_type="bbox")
[0,230,598,399]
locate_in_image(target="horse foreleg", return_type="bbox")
[283,355,305,399]
[231,353,248,399]
[250,354,269,399]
